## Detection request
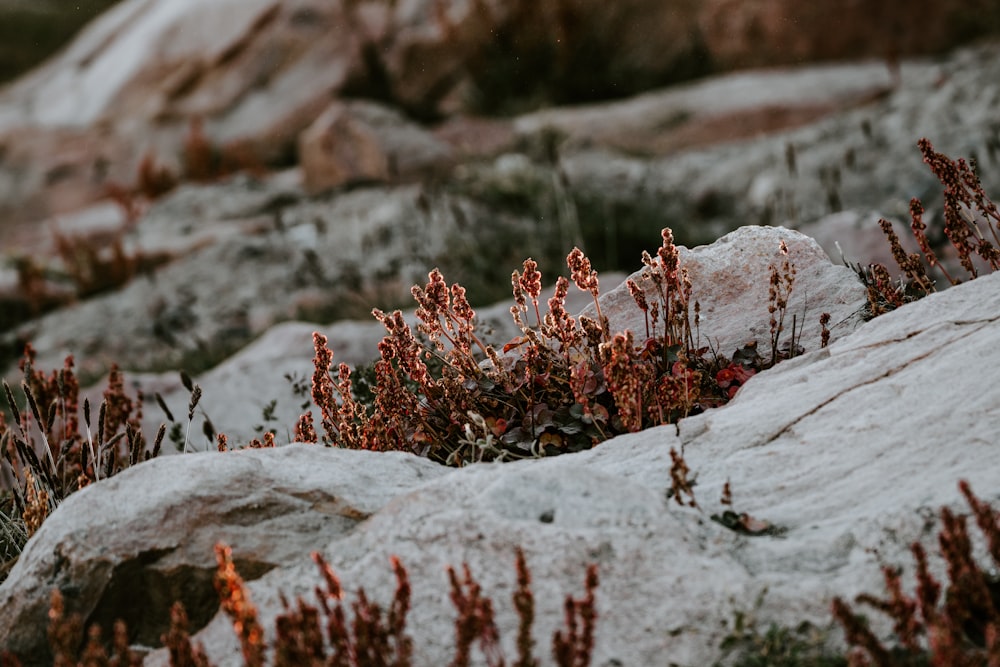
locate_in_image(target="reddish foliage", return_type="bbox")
[833,481,1000,666]
[303,228,789,466]
[870,139,1000,315]
[552,564,599,667]
[214,544,267,667]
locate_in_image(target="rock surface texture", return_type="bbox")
[2,253,998,666]
[585,226,866,359]
[2,16,999,384]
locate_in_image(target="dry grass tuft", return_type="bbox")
[1,345,162,582]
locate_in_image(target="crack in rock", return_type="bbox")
[755,318,994,448]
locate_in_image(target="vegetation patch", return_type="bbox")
[1,138,999,663]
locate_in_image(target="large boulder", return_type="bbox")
[557,40,1000,254]
[4,233,998,665]
[0,0,365,221]
[4,0,996,227]
[513,60,894,158]
[0,446,445,665]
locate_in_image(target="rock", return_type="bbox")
[2,266,998,666]
[798,209,920,270]
[298,100,453,194]
[6,0,993,227]
[381,0,707,117]
[699,0,998,70]
[0,445,445,665]
[431,115,518,161]
[0,125,132,226]
[584,226,867,359]
[557,40,1000,252]
[514,60,895,158]
[0,0,365,221]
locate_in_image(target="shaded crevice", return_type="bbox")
[88,548,274,648]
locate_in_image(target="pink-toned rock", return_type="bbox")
[798,210,919,270]
[515,62,894,157]
[1,0,997,228]
[0,0,365,222]
[298,100,453,193]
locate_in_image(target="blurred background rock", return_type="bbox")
[0,0,123,84]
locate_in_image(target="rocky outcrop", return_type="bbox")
[298,100,453,193]
[67,225,863,447]
[0,446,445,665]
[5,39,1000,411]
[558,40,1000,253]
[2,261,997,666]
[5,176,573,386]
[2,0,997,226]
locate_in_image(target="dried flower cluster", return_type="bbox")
[302,228,790,466]
[867,138,1000,315]
[8,545,598,667]
[768,240,800,364]
[833,480,1000,666]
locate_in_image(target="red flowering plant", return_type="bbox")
[832,480,1000,667]
[299,228,792,466]
[8,544,599,667]
[864,138,1000,316]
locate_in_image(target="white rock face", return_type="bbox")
[584,225,867,359]
[2,241,998,665]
